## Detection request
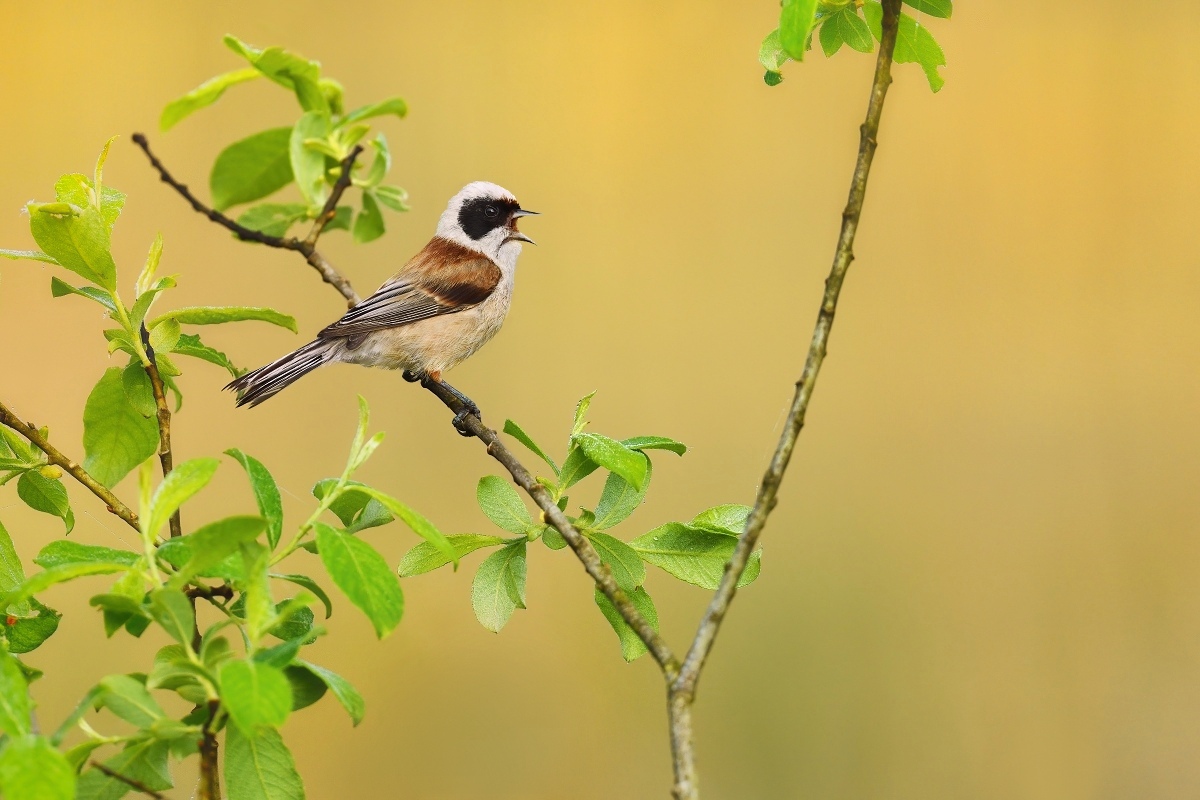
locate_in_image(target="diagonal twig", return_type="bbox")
[131,133,363,308]
[0,400,139,531]
[90,761,167,798]
[421,379,679,674]
[666,2,904,798]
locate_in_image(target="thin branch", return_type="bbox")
[141,326,180,538]
[420,379,679,675]
[131,133,363,308]
[0,400,140,531]
[667,3,904,798]
[90,761,168,798]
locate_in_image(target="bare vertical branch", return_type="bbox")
[666,3,904,798]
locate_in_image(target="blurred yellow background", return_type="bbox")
[3,1,1199,797]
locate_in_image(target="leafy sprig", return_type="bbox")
[760,0,950,92]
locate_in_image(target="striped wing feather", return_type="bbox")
[319,237,501,341]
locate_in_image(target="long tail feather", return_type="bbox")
[225,340,336,408]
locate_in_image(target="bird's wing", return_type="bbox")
[318,237,501,340]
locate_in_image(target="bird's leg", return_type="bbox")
[418,371,481,436]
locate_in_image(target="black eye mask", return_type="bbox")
[458,197,519,240]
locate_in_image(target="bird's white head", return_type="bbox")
[436,181,538,267]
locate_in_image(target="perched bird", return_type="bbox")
[226,181,536,428]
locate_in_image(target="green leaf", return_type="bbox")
[2,562,130,612]
[148,318,182,353]
[340,486,457,568]
[362,133,391,188]
[690,504,752,535]
[589,532,645,591]
[226,449,284,548]
[572,391,595,435]
[49,276,116,311]
[6,598,61,654]
[592,459,652,530]
[352,190,385,243]
[271,574,333,618]
[145,457,220,539]
[895,13,946,92]
[152,305,298,332]
[595,586,659,662]
[76,738,171,799]
[834,8,874,53]
[573,433,649,492]
[315,523,404,639]
[630,523,762,590]
[220,659,292,733]
[224,725,305,800]
[34,541,138,570]
[476,476,534,534]
[161,67,261,130]
[621,436,687,456]
[903,0,952,18]
[336,97,408,128]
[818,15,844,56]
[135,233,164,297]
[471,541,527,633]
[17,471,73,533]
[0,649,31,737]
[0,735,75,800]
[282,665,326,711]
[210,127,294,211]
[27,203,117,290]
[396,534,507,578]
[759,28,790,73]
[121,362,156,419]
[558,446,598,490]
[236,203,309,237]
[780,0,820,60]
[148,588,195,645]
[0,520,26,599]
[146,644,210,700]
[97,674,164,727]
[0,249,59,265]
[295,660,364,725]
[373,185,409,213]
[502,420,559,474]
[168,516,266,586]
[241,542,275,643]
[173,332,243,378]
[290,111,332,209]
[82,368,159,489]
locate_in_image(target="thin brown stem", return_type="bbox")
[0,400,139,531]
[666,3,903,798]
[90,761,167,798]
[131,133,363,308]
[140,326,180,538]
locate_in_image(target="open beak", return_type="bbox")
[506,209,539,245]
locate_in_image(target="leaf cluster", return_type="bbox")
[760,0,951,92]
[398,394,763,662]
[163,35,410,243]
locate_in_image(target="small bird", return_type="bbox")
[226,181,536,429]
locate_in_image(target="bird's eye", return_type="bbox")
[484,205,499,219]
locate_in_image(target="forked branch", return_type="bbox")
[131,133,363,307]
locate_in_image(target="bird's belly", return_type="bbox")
[344,300,508,375]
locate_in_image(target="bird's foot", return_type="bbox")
[452,408,476,437]
[402,370,421,383]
